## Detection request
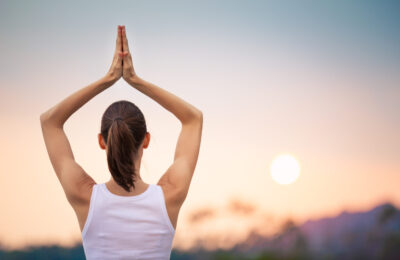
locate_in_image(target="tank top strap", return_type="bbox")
[155,184,176,234]
[81,183,100,238]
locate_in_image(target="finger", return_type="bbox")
[121,26,130,53]
[112,52,123,71]
[115,25,122,54]
[119,51,129,68]
[116,52,123,66]
[121,51,130,65]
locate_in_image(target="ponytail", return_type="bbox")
[106,119,138,192]
[100,100,147,192]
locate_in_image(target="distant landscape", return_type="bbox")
[1,202,399,260]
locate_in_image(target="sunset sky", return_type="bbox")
[0,0,399,251]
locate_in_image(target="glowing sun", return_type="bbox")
[270,154,300,185]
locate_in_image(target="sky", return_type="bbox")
[0,0,399,251]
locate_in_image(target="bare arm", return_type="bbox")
[127,76,203,197]
[40,26,125,206]
[121,26,203,204]
[127,76,202,124]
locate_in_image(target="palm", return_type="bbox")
[106,25,138,84]
[120,26,137,81]
[106,26,124,82]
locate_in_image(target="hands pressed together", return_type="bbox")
[106,25,140,85]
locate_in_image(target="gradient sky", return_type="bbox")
[0,0,399,250]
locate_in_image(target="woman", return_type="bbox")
[40,25,203,259]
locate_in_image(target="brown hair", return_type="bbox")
[100,100,147,192]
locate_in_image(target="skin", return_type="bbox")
[40,25,203,232]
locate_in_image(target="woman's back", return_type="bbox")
[82,183,175,259]
[40,25,202,259]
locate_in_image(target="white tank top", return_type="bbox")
[81,183,175,259]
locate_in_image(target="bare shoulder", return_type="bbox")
[70,181,96,232]
[157,178,186,230]
[156,112,203,228]
[157,168,189,208]
[73,179,97,206]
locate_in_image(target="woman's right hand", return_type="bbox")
[121,26,141,85]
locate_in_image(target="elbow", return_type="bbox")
[192,109,203,123]
[195,109,203,120]
[40,112,53,126]
[40,111,63,128]
[40,113,48,124]
[181,109,203,125]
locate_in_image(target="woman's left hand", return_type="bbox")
[105,25,126,84]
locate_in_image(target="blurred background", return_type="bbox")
[0,0,399,259]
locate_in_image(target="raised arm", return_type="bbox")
[120,26,203,206]
[40,26,125,207]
